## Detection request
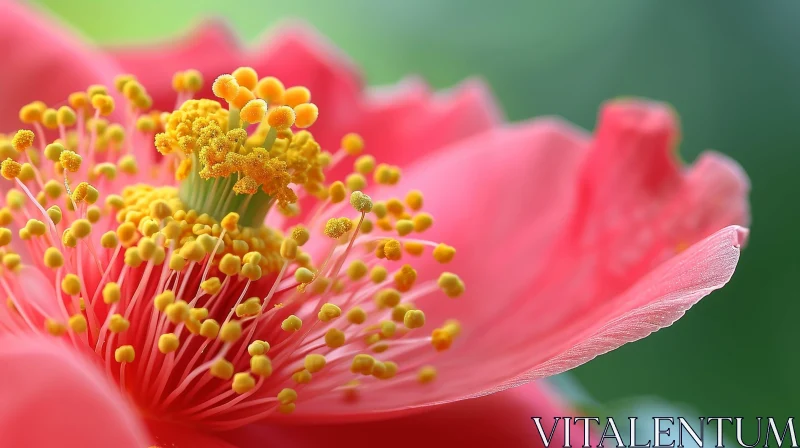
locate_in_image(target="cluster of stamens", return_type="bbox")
[0,65,463,430]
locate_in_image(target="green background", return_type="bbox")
[34,0,799,424]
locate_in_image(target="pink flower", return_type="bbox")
[0,2,749,447]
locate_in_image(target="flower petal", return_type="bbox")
[0,2,120,132]
[289,99,748,418]
[109,19,242,111]
[0,333,147,446]
[224,382,583,448]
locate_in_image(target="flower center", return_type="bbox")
[0,67,464,431]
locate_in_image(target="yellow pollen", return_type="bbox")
[375,288,401,308]
[45,318,66,336]
[250,355,273,377]
[101,231,118,249]
[240,99,268,124]
[102,282,121,304]
[413,212,433,232]
[219,321,243,342]
[292,369,312,384]
[317,303,341,322]
[281,315,303,332]
[68,314,87,333]
[0,228,11,247]
[210,358,234,380]
[403,309,426,329]
[114,345,135,363]
[42,247,63,269]
[200,319,220,339]
[341,133,364,156]
[395,220,414,236]
[232,372,256,394]
[70,219,92,239]
[350,354,375,375]
[346,260,368,281]
[290,226,310,246]
[61,274,81,296]
[19,102,45,123]
[391,303,414,323]
[383,239,402,260]
[294,267,314,284]
[47,206,64,225]
[324,328,345,348]
[25,219,46,237]
[57,106,77,127]
[277,388,297,405]
[433,243,456,263]
[328,181,346,203]
[158,333,180,353]
[370,265,387,283]
[165,300,189,323]
[267,106,296,130]
[354,155,375,174]
[59,150,82,172]
[405,190,423,210]
[280,238,297,260]
[417,366,437,384]
[438,272,465,298]
[212,74,240,102]
[219,253,242,276]
[91,94,115,116]
[404,241,425,256]
[345,173,366,192]
[346,307,367,325]
[232,67,259,91]
[294,103,318,128]
[200,277,222,295]
[1,158,21,179]
[248,340,270,356]
[12,130,34,152]
[109,314,130,333]
[350,191,373,213]
[284,86,311,108]
[324,217,352,239]
[256,76,285,104]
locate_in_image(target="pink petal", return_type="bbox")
[0,333,147,446]
[290,99,748,418]
[109,19,242,111]
[0,2,120,132]
[148,419,240,448]
[224,382,583,448]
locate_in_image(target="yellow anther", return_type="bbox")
[235,298,261,317]
[281,315,303,332]
[200,319,221,339]
[0,228,10,247]
[370,265,387,283]
[160,294,184,318]
[44,143,64,162]
[68,219,91,239]
[403,309,426,329]
[99,282,120,305]
[218,212,239,232]
[17,228,30,241]
[354,155,375,175]
[375,288,402,308]
[19,102,45,123]
[183,69,203,92]
[59,150,82,172]
[298,354,326,374]
[240,99,268,124]
[45,318,66,336]
[158,333,180,354]
[324,217,352,239]
[292,369,312,384]
[90,94,115,116]
[219,320,242,342]
[217,253,241,277]
[294,102,318,130]
[391,303,414,322]
[117,222,138,246]
[61,274,81,296]
[24,219,45,237]
[200,277,222,295]
[404,241,425,256]
[57,106,77,127]
[280,238,297,260]
[0,158,21,180]
[383,239,402,261]
[179,241,206,262]
[100,231,118,249]
[210,358,234,380]
[17,163,34,182]
[114,74,136,92]
[188,308,208,322]
[124,247,143,268]
[290,226,309,246]
[11,130,34,152]
[0,208,11,226]
[438,272,465,298]
[349,191,373,214]
[432,243,456,263]
[395,220,414,236]
[114,345,135,363]
[417,365,437,384]
[294,267,314,284]
[385,198,403,216]
[136,116,155,133]
[350,354,375,375]
[118,155,138,174]
[68,314,87,333]
[137,237,156,260]
[42,108,58,129]
[317,303,342,322]
[328,181,346,203]
[284,86,311,108]
[109,313,131,333]
[241,263,263,281]
[267,105,296,130]
[324,328,345,348]
[341,133,364,156]
[246,340,270,357]
[380,320,397,338]
[147,200,172,220]
[43,206,62,226]
[232,67,259,90]
[402,190,424,211]
[105,194,124,210]
[346,307,367,325]
[277,388,298,405]
[345,173,367,192]
[370,202,387,220]
[346,260,368,281]
[212,74,240,102]
[250,354,273,377]
[61,230,77,248]
[391,264,416,292]
[255,76,285,104]
[41,247,64,269]
[413,212,433,232]
[232,372,256,394]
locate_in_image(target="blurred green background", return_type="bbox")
[35,0,798,426]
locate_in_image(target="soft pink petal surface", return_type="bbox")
[225,382,581,448]
[286,100,749,419]
[0,333,147,446]
[0,2,120,132]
